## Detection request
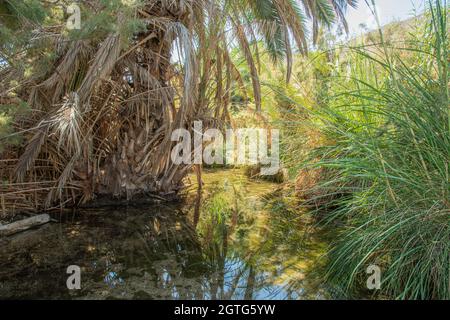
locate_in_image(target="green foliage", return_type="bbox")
[1,0,47,27]
[282,1,449,299]
[0,0,48,61]
[0,100,29,151]
[67,1,146,42]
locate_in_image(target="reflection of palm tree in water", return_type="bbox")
[135,201,258,300]
[190,174,330,300]
[0,170,329,299]
[0,206,207,299]
[193,182,266,300]
[129,208,207,299]
[104,177,328,300]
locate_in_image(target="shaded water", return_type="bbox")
[0,169,332,300]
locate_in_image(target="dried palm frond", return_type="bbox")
[49,93,83,155]
[15,125,49,182]
[1,0,354,215]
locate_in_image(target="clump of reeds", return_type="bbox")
[295,1,449,299]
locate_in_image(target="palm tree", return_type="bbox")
[0,0,356,213]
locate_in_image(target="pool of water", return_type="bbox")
[0,169,333,300]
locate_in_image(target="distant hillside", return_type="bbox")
[351,15,425,45]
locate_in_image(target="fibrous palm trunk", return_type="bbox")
[1,1,199,214]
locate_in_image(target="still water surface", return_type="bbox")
[0,169,333,299]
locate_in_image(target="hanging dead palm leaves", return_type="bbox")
[0,0,355,215]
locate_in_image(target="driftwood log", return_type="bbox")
[0,214,51,237]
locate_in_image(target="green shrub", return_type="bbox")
[302,1,449,299]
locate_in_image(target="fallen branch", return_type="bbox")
[0,214,51,237]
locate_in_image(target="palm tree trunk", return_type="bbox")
[88,1,197,202]
[4,1,196,213]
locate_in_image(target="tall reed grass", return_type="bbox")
[291,1,448,299]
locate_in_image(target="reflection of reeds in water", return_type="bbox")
[1,168,333,300]
[191,168,332,299]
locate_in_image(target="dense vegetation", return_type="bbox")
[266,1,449,299]
[0,0,354,214]
[0,0,448,300]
